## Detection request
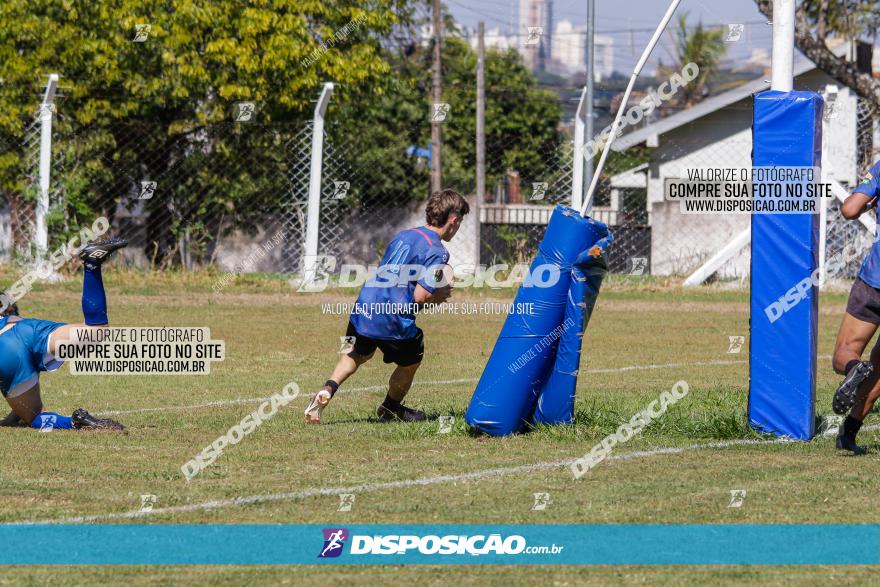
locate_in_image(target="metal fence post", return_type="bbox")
[303,82,334,284]
[35,73,59,256]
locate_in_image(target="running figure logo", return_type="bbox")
[139,181,157,200]
[629,257,648,275]
[133,24,152,42]
[233,102,256,122]
[725,24,744,42]
[530,182,548,201]
[526,26,543,45]
[727,336,745,354]
[319,528,349,558]
[432,103,450,122]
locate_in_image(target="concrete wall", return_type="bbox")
[210,194,480,274]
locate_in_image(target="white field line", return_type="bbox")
[17,405,868,526]
[14,354,847,525]
[97,358,752,417]
[12,437,785,525]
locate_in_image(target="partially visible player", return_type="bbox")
[831,160,880,453]
[0,238,128,431]
[304,189,469,424]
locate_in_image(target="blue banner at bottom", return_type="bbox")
[1,524,878,565]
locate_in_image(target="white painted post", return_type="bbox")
[683,227,751,287]
[770,0,795,92]
[302,82,334,285]
[571,86,588,211]
[35,74,59,256]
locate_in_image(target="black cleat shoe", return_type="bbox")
[836,432,867,455]
[833,361,873,415]
[79,237,128,268]
[72,408,125,431]
[377,402,427,423]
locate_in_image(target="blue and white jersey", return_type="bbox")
[0,316,65,397]
[855,160,880,288]
[349,226,450,340]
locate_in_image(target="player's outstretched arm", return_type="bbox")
[841,193,875,220]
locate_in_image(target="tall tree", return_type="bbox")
[674,14,727,106]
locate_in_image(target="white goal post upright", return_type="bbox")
[303,82,334,286]
[684,0,796,286]
[579,0,683,218]
[571,86,588,211]
[35,73,59,257]
[771,0,795,93]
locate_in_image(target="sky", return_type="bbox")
[445,0,775,73]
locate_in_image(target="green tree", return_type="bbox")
[335,34,564,205]
[0,0,412,261]
[674,14,727,106]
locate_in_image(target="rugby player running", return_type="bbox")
[304,190,469,424]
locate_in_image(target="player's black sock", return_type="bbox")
[324,380,339,397]
[845,359,861,375]
[382,396,402,410]
[841,415,863,440]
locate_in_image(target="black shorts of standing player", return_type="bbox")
[344,322,424,367]
[845,277,880,325]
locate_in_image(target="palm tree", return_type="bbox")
[674,14,727,107]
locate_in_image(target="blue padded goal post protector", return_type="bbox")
[749,90,822,440]
[465,206,612,436]
[532,238,611,426]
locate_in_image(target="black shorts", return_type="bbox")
[344,322,424,366]
[846,277,880,324]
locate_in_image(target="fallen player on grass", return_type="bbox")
[0,238,128,431]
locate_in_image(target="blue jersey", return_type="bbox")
[0,316,65,397]
[855,161,880,288]
[350,226,450,340]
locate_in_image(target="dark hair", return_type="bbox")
[425,189,470,227]
[0,293,18,317]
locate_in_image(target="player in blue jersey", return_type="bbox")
[831,160,880,453]
[0,238,127,431]
[305,190,469,424]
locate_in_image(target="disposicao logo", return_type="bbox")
[319,528,349,558]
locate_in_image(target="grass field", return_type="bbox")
[1,268,879,585]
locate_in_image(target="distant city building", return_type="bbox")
[465,27,518,52]
[455,14,615,80]
[518,0,553,70]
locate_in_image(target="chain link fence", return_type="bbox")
[1,81,879,285]
[0,115,43,260]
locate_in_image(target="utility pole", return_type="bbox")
[431,0,443,193]
[475,21,486,266]
[584,0,595,197]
